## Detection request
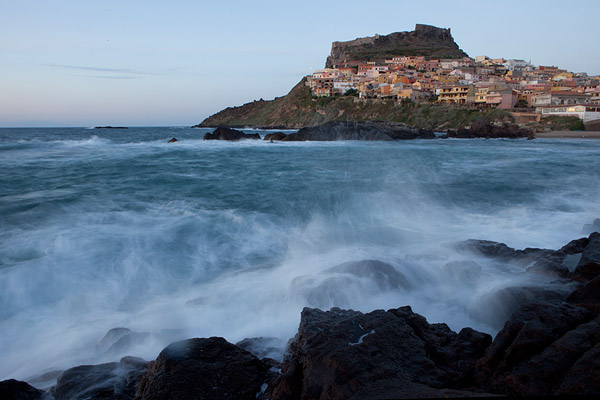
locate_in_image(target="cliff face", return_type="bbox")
[325,24,468,67]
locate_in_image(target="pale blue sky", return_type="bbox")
[1,0,598,127]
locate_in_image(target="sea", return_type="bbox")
[1,126,599,384]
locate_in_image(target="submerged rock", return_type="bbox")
[235,336,286,362]
[270,306,492,399]
[455,239,552,267]
[203,127,260,141]
[136,337,271,400]
[291,259,410,309]
[51,357,147,400]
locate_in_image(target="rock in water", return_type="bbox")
[167,138,178,143]
[281,120,434,141]
[203,127,260,141]
[263,132,287,141]
[137,337,271,400]
[270,307,492,399]
[51,357,147,400]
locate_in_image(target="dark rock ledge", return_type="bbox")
[203,126,261,141]
[3,231,600,399]
[264,120,435,141]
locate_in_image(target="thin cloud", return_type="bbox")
[44,64,164,76]
[80,75,140,80]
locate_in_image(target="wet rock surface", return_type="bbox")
[51,357,147,400]
[203,126,261,141]
[136,337,271,400]
[269,307,493,399]
[6,227,600,399]
[269,120,435,141]
[475,303,599,395]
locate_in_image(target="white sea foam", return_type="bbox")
[0,130,599,383]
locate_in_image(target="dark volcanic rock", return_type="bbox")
[203,127,260,141]
[136,337,271,400]
[475,302,599,395]
[270,307,492,399]
[567,275,600,313]
[570,232,600,281]
[527,234,596,278]
[263,131,287,141]
[456,239,553,267]
[281,120,434,141]
[167,137,178,143]
[0,379,44,400]
[444,120,532,139]
[51,357,147,400]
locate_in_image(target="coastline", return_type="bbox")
[534,130,600,139]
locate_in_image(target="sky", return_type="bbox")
[1,0,599,127]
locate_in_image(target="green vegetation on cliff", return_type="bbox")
[198,78,513,130]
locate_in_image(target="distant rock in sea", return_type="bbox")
[203,127,260,141]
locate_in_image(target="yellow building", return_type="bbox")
[438,85,472,104]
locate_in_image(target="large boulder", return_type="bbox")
[0,379,45,400]
[136,337,271,400]
[270,307,492,399]
[203,127,260,141]
[51,357,147,400]
[280,120,435,141]
[263,131,288,141]
[475,302,599,395]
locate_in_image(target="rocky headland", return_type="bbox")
[325,24,468,68]
[3,227,600,399]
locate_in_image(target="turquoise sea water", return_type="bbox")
[1,127,600,382]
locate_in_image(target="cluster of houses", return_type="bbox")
[307,56,600,122]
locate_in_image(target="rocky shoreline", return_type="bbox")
[3,221,600,399]
[195,120,533,142]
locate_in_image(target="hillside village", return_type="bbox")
[308,55,600,123]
